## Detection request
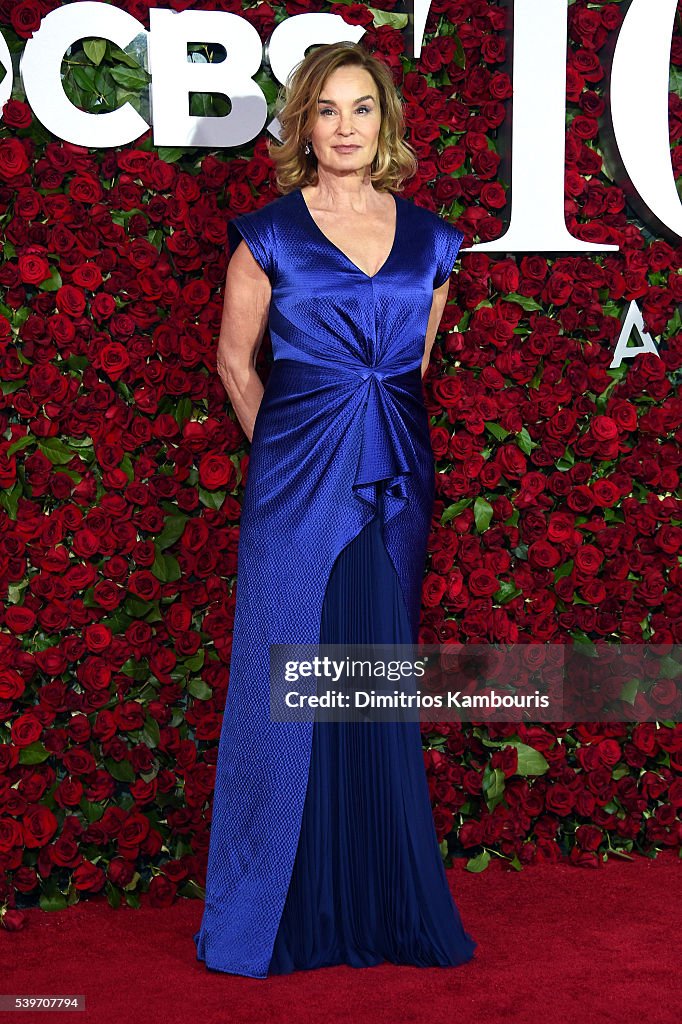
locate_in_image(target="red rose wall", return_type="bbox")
[0,0,681,920]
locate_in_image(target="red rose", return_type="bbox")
[22,805,58,848]
[458,821,483,848]
[128,570,161,602]
[595,739,622,768]
[18,251,50,285]
[69,175,103,204]
[198,454,236,491]
[0,668,25,700]
[527,541,560,570]
[84,624,112,653]
[339,3,375,28]
[0,816,23,853]
[10,0,42,39]
[574,545,603,575]
[2,100,32,129]
[145,157,175,192]
[91,293,116,321]
[544,784,575,816]
[468,569,499,597]
[0,909,26,931]
[4,602,35,634]
[182,279,211,309]
[96,342,131,382]
[148,874,177,908]
[107,857,136,887]
[56,284,86,317]
[0,139,29,179]
[72,263,103,290]
[650,679,679,708]
[422,572,446,607]
[118,813,151,853]
[73,861,106,892]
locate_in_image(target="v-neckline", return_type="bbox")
[296,187,399,281]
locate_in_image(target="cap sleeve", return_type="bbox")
[433,216,465,289]
[227,204,276,281]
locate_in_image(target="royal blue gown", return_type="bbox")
[193,187,477,978]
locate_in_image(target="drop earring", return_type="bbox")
[304,139,311,155]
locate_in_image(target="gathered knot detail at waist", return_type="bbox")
[271,357,421,385]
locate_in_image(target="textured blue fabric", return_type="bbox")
[268,482,477,974]
[193,189,466,978]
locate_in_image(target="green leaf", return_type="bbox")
[64,355,89,372]
[142,714,161,748]
[505,741,549,776]
[104,756,135,783]
[108,46,144,69]
[151,550,181,583]
[110,66,150,90]
[441,498,471,525]
[368,7,409,28]
[120,657,151,681]
[37,437,77,466]
[465,849,491,872]
[70,64,98,95]
[156,147,188,164]
[253,70,280,106]
[485,421,509,441]
[482,765,506,810]
[124,595,154,618]
[516,427,534,455]
[474,495,493,533]
[0,483,20,519]
[188,678,213,700]
[174,396,192,426]
[40,891,68,911]
[79,798,105,823]
[7,434,34,456]
[199,487,226,510]
[18,741,50,764]
[657,655,682,678]
[39,266,62,292]
[1,380,26,395]
[495,580,521,605]
[106,881,122,909]
[83,38,107,66]
[156,514,188,551]
[505,292,544,311]
[185,649,205,672]
[618,677,640,705]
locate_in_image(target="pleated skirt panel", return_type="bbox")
[268,483,477,974]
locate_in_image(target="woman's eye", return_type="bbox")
[319,107,372,116]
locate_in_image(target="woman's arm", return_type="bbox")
[421,277,452,378]
[216,241,272,442]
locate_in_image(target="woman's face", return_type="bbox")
[308,65,382,179]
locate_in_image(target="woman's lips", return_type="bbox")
[334,145,360,153]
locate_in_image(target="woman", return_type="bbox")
[193,41,477,978]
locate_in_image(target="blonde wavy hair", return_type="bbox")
[267,41,418,194]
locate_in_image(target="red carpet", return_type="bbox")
[4,852,680,1024]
